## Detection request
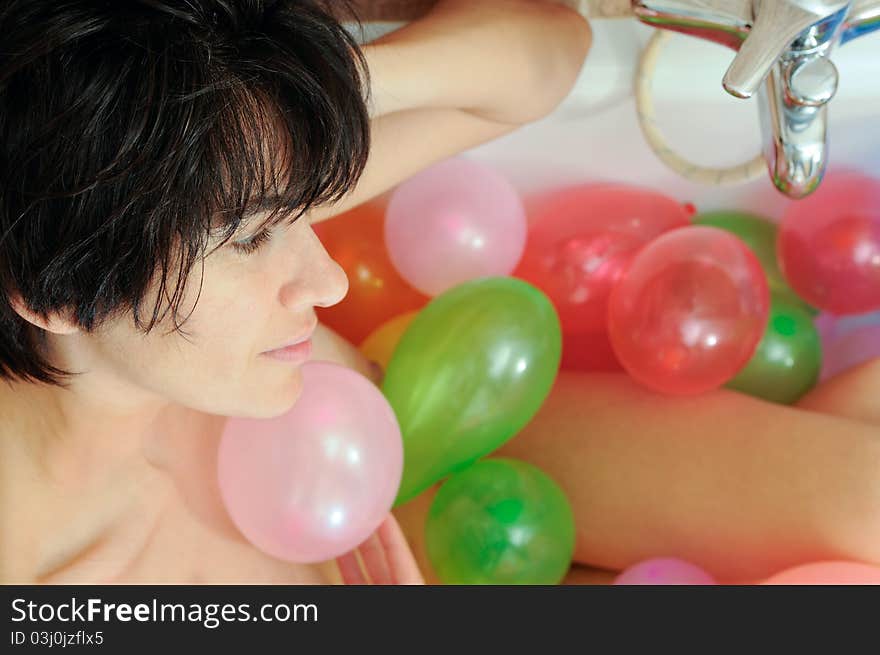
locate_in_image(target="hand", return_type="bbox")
[335,513,426,584]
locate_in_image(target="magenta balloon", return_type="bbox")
[385,157,527,296]
[813,312,839,348]
[217,361,403,563]
[614,558,717,585]
[822,324,880,380]
[778,171,880,314]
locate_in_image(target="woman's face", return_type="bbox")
[57,211,349,419]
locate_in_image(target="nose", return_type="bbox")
[278,225,349,310]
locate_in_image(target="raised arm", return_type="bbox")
[307,0,592,224]
[361,0,592,123]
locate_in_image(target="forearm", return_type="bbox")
[495,371,880,582]
[362,0,592,123]
[348,0,591,21]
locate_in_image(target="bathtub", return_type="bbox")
[357,17,880,216]
[348,15,880,585]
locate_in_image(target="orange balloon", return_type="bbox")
[762,561,880,585]
[360,311,420,370]
[313,201,430,344]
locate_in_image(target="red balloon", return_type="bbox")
[778,170,880,314]
[313,201,430,344]
[514,184,692,371]
[561,329,622,372]
[608,226,770,395]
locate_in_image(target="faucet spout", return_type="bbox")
[754,2,848,198]
[759,57,836,198]
[632,0,880,199]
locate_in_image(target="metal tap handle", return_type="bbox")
[842,0,880,43]
[722,0,849,99]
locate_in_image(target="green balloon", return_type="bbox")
[692,210,817,315]
[383,277,561,506]
[425,458,576,584]
[726,292,822,404]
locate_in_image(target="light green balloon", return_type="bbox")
[425,458,576,585]
[726,292,822,404]
[383,277,561,506]
[692,210,818,315]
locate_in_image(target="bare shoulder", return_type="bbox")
[145,407,345,584]
[115,493,339,584]
[0,384,45,583]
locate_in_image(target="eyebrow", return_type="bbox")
[242,195,288,218]
[209,195,289,240]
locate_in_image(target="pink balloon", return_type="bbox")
[614,558,717,585]
[217,361,403,563]
[778,170,880,314]
[762,561,880,585]
[385,157,527,296]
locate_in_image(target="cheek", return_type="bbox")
[101,255,303,415]
[173,267,273,372]
[166,263,306,414]
[121,264,275,397]
[188,254,271,326]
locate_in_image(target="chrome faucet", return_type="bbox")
[632,0,880,198]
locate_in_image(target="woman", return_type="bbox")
[0,0,592,583]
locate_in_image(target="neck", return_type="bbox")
[8,371,175,483]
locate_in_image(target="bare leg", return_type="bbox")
[323,317,880,584]
[796,359,880,425]
[491,371,880,583]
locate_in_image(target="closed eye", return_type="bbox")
[231,226,274,255]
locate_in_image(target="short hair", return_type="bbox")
[0,0,371,388]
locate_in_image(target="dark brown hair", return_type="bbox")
[0,0,371,387]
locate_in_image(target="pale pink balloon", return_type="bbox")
[613,557,717,585]
[763,561,880,585]
[217,361,403,563]
[385,157,527,296]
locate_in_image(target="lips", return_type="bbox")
[261,338,313,363]
[264,320,318,354]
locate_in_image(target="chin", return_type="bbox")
[251,366,306,419]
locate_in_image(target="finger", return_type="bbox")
[377,514,426,585]
[336,551,369,585]
[357,530,394,585]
